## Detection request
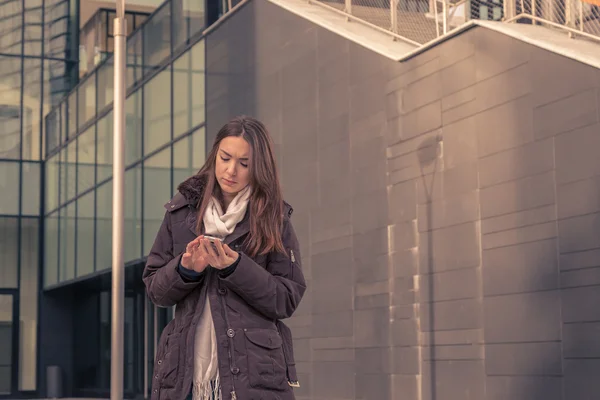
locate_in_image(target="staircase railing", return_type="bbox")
[309,0,600,44]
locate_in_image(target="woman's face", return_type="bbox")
[215,136,252,198]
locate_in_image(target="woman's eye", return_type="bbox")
[240,163,248,168]
[220,157,230,162]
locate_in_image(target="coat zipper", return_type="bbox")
[216,276,237,400]
[290,249,296,263]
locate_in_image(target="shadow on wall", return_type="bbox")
[416,134,442,400]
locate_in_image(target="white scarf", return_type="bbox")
[193,185,251,400]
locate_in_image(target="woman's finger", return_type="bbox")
[214,240,227,259]
[201,239,218,263]
[222,243,237,259]
[181,252,192,266]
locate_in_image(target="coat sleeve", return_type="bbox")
[218,218,307,320]
[142,211,204,307]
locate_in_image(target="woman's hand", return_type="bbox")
[181,236,210,273]
[200,238,239,270]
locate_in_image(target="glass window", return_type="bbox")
[44,212,59,287]
[0,0,23,54]
[0,294,13,393]
[98,61,114,111]
[173,127,205,194]
[66,139,77,202]
[68,91,77,139]
[125,166,142,262]
[172,0,206,52]
[0,57,22,159]
[144,69,172,155]
[22,162,41,216]
[127,30,143,88]
[44,0,69,59]
[126,92,142,165]
[22,58,43,160]
[96,181,112,271]
[173,40,205,137]
[59,203,76,282]
[78,73,96,129]
[45,110,60,156]
[59,147,67,207]
[97,112,113,182]
[19,217,39,390]
[77,191,95,277]
[45,153,59,213]
[78,126,96,194]
[143,148,171,255]
[0,161,20,215]
[45,60,69,113]
[60,101,67,144]
[142,4,171,72]
[0,217,19,288]
[24,2,43,55]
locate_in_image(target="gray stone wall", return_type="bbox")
[205,1,600,398]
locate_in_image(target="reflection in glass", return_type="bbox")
[172,0,206,52]
[66,139,77,201]
[0,295,13,394]
[0,0,22,54]
[44,0,70,59]
[59,203,76,282]
[97,111,113,182]
[96,181,113,271]
[126,92,142,165]
[22,58,42,160]
[24,3,43,55]
[142,4,171,72]
[60,102,67,144]
[125,167,142,262]
[173,127,206,194]
[68,91,77,138]
[45,109,60,157]
[0,57,22,159]
[77,191,95,277]
[97,61,114,111]
[143,148,171,255]
[78,127,96,194]
[44,212,59,287]
[173,40,205,138]
[59,147,67,207]
[0,161,20,215]
[19,218,39,390]
[78,74,97,129]
[127,30,143,88]
[46,153,60,212]
[22,163,41,216]
[144,70,171,155]
[0,217,19,288]
[45,60,70,125]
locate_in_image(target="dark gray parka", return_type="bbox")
[143,175,306,400]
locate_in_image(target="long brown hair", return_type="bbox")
[195,116,285,257]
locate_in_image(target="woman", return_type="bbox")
[143,116,306,400]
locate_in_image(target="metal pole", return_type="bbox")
[111,0,126,400]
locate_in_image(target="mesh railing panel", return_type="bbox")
[310,0,600,44]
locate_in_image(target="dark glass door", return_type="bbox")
[0,293,17,396]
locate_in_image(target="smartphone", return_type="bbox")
[203,235,223,252]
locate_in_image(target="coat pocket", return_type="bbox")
[159,332,181,388]
[243,328,287,391]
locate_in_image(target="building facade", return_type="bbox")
[0,0,79,395]
[2,0,600,398]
